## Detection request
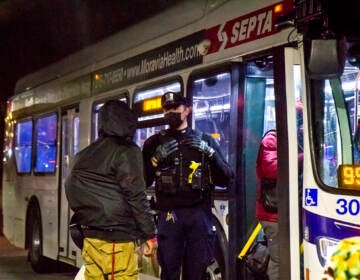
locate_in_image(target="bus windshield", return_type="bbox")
[310,61,360,190]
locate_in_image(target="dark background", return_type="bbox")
[0,0,179,233]
[0,0,179,101]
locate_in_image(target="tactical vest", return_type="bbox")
[154,129,212,197]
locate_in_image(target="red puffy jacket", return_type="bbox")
[255,130,278,222]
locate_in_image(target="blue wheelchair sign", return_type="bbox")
[304,188,318,206]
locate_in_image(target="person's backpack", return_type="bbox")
[260,178,277,213]
[243,240,270,280]
[239,223,270,280]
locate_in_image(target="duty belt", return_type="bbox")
[81,225,115,232]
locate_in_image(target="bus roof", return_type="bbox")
[14,0,209,95]
[13,0,294,98]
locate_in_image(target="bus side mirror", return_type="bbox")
[306,38,346,80]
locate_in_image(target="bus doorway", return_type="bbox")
[59,107,80,263]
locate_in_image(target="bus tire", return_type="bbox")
[27,200,54,273]
[205,217,228,280]
[206,259,222,280]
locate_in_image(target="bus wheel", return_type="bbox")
[205,220,228,280]
[27,202,53,273]
[206,259,222,280]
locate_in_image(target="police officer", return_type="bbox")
[142,91,233,280]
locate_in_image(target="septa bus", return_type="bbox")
[2,0,360,279]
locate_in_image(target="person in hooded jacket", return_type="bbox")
[65,99,157,280]
[142,91,233,280]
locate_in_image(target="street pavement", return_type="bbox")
[0,234,78,279]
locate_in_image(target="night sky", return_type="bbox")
[0,0,178,102]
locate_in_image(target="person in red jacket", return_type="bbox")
[255,129,279,280]
[256,101,304,280]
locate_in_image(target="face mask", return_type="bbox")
[164,112,182,128]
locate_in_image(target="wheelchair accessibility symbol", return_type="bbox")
[304,188,318,206]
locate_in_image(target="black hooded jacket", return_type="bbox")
[65,100,155,242]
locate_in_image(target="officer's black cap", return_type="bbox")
[161,91,190,109]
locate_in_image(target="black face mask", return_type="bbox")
[164,112,182,128]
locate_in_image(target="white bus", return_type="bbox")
[3,0,360,279]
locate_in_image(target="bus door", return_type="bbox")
[227,47,303,280]
[188,69,232,278]
[229,56,278,280]
[59,106,80,261]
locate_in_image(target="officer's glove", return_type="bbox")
[183,135,215,158]
[151,139,179,167]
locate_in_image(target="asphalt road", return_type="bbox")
[0,235,78,280]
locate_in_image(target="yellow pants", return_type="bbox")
[82,238,138,280]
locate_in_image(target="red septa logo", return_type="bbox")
[205,1,292,54]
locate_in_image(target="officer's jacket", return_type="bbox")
[143,126,233,210]
[65,102,155,242]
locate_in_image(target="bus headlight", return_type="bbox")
[317,237,339,266]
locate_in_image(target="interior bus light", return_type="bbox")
[143,97,162,112]
[194,103,230,114]
[210,104,230,111]
[338,164,360,189]
[138,113,164,122]
[194,73,229,84]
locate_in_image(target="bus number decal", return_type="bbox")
[336,198,360,216]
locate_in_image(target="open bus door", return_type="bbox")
[226,46,305,280]
[59,106,80,263]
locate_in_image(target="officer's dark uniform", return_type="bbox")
[142,92,233,280]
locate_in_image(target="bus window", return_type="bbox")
[14,119,33,173]
[92,97,127,141]
[133,81,181,148]
[34,114,57,173]
[74,116,79,155]
[191,72,231,162]
[311,80,342,187]
[93,103,103,141]
[311,63,360,189]
[135,125,168,149]
[294,65,304,158]
[263,80,276,133]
